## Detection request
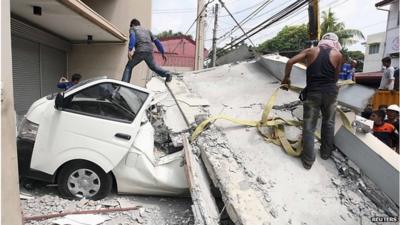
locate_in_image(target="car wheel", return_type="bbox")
[57,161,112,200]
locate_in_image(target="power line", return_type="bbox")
[168,0,214,54]
[218,0,309,53]
[218,0,256,46]
[252,0,350,43]
[217,0,273,43]
[218,0,268,17]
[217,0,293,44]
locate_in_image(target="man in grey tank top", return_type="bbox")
[281,33,343,169]
[122,19,171,83]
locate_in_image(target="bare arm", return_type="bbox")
[331,50,343,80]
[281,49,308,90]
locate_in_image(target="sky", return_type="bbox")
[151,0,389,52]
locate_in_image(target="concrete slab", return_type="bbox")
[183,136,219,225]
[334,126,400,205]
[258,55,376,112]
[170,57,394,224]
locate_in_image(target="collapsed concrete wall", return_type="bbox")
[257,54,376,112]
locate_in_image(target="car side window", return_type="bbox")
[63,83,149,123]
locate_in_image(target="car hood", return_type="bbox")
[25,96,53,124]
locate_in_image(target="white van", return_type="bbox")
[17,78,188,200]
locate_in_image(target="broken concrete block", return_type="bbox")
[269,208,278,218]
[335,126,400,205]
[256,176,267,185]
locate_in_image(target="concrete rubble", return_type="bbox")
[20,185,194,225]
[153,54,399,225]
[19,54,398,225]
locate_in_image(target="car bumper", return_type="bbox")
[17,137,54,183]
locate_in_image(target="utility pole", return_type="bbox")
[1,0,23,225]
[194,0,205,70]
[308,0,320,46]
[211,3,219,67]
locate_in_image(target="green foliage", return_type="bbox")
[257,24,308,57]
[344,50,364,72]
[156,30,192,39]
[320,8,364,46]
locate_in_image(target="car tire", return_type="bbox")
[57,160,112,200]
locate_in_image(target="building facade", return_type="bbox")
[153,36,208,72]
[376,0,400,68]
[363,32,386,72]
[9,0,151,115]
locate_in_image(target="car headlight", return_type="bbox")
[18,118,39,141]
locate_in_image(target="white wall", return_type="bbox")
[384,0,399,68]
[1,0,23,224]
[69,0,152,87]
[363,32,386,72]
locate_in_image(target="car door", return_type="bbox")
[31,81,153,174]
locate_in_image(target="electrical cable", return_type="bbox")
[218,0,270,17]
[218,0,256,46]
[168,0,214,54]
[217,0,273,43]
[217,0,309,54]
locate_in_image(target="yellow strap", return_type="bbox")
[190,82,354,157]
[191,115,259,141]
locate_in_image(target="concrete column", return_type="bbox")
[194,0,205,70]
[1,0,23,224]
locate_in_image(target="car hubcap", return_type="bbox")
[67,168,101,198]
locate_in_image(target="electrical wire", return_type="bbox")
[168,0,214,54]
[252,0,350,43]
[218,0,257,46]
[218,0,309,53]
[218,0,270,17]
[217,0,273,43]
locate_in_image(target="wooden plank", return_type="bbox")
[182,135,220,225]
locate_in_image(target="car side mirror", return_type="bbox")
[55,93,64,110]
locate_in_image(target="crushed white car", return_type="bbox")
[17,78,188,200]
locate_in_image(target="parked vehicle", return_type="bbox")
[17,78,188,200]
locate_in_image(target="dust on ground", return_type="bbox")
[20,182,194,225]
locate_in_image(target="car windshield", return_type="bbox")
[64,76,107,94]
[105,85,148,116]
[70,82,149,117]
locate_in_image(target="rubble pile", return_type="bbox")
[21,186,194,225]
[331,150,399,219]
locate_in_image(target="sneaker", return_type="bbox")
[165,73,172,82]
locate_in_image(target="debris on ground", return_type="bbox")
[52,214,110,225]
[20,184,194,225]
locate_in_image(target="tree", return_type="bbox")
[344,50,364,72]
[257,24,308,58]
[320,8,364,47]
[156,30,192,39]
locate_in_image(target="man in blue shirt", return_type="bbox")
[57,73,81,90]
[122,19,171,83]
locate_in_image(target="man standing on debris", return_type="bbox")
[281,33,343,169]
[121,19,172,83]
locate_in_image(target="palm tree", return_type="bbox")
[320,8,364,47]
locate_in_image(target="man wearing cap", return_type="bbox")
[281,33,343,169]
[385,104,399,152]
